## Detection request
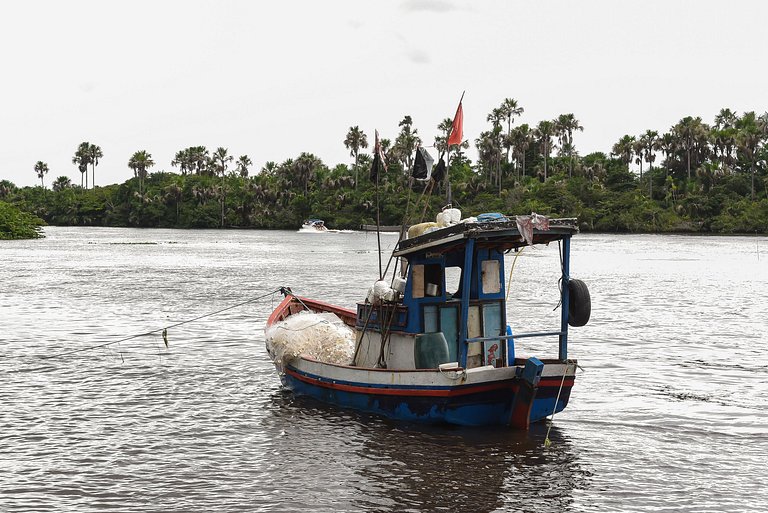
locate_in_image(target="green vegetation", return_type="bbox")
[3,100,768,233]
[0,200,44,239]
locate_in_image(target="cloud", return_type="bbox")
[348,19,363,29]
[406,48,431,64]
[401,0,456,13]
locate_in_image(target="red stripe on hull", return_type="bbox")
[285,368,575,398]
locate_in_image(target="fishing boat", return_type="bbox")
[299,219,328,232]
[266,214,590,428]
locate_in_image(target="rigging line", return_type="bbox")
[40,288,282,359]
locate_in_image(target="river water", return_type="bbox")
[1,227,766,512]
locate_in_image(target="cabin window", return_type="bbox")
[481,259,501,294]
[411,263,443,299]
[440,306,459,362]
[422,304,459,363]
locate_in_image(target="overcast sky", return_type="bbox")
[2,0,767,187]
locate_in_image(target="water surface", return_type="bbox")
[1,227,766,512]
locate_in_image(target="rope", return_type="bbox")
[505,247,525,303]
[544,360,577,447]
[36,288,283,359]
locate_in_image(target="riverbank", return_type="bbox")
[2,158,767,234]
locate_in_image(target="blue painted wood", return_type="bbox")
[522,357,544,386]
[423,304,438,333]
[458,239,475,368]
[506,325,515,362]
[282,367,572,427]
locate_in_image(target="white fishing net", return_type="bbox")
[265,311,356,371]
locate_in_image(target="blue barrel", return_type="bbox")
[414,332,450,369]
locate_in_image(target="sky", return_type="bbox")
[2,0,767,188]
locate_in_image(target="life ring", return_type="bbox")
[568,279,591,327]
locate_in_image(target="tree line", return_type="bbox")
[4,98,768,235]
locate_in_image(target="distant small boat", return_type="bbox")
[299,219,329,233]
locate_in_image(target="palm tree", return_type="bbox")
[498,98,524,164]
[211,147,234,227]
[393,116,421,178]
[612,135,636,168]
[534,120,555,180]
[34,161,49,188]
[714,108,738,130]
[294,152,322,197]
[554,114,583,177]
[509,124,533,181]
[52,176,71,192]
[637,130,659,196]
[658,132,676,177]
[163,183,184,223]
[735,111,765,200]
[171,148,190,175]
[127,150,155,195]
[87,143,103,188]
[672,116,709,180]
[261,161,278,175]
[343,126,368,189]
[72,142,92,188]
[236,155,253,178]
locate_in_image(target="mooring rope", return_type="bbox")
[19,287,284,360]
[544,360,579,447]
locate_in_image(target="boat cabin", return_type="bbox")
[354,217,579,370]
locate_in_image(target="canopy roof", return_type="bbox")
[393,217,578,258]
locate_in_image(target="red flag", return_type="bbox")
[447,100,463,147]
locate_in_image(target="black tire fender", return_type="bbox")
[568,279,591,327]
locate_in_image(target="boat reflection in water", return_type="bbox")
[264,392,587,513]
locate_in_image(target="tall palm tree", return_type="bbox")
[34,161,49,188]
[672,116,709,180]
[88,143,103,188]
[499,98,524,164]
[534,120,555,180]
[72,142,92,188]
[343,126,368,189]
[554,114,583,177]
[509,124,533,181]
[127,150,154,195]
[638,130,659,196]
[211,147,234,227]
[658,132,676,177]
[236,155,252,178]
[735,111,764,200]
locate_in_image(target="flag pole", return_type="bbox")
[376,170,382,280]
[446,91,465,204]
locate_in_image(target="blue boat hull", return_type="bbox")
[282,365,573,427]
